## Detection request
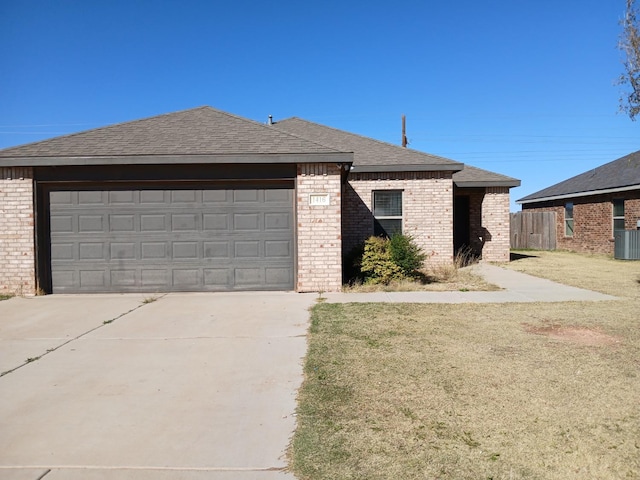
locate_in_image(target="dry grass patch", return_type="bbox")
[345,257,499,293]
[291,251,640,479]
[506,250,640,298]
[343,268,499,293]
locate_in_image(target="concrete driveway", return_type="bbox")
[0,292,316,480]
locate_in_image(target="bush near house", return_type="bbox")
[359,234,426,285]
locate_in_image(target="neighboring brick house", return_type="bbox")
[0,106,519,295]
[517,150,640,255]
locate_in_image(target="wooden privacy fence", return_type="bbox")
[510,211,557,250]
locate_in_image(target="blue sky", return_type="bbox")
[1,1,637,210]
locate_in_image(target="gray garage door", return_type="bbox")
[48,185,294,293]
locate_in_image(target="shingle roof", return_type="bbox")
[273,117,519,186]
[0,106,343,161]
[273,117,463,172]
[453,164,520,188]
[518,150,640,204]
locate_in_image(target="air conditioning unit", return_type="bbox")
[614,230,640,260]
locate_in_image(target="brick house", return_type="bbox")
[0,106,519,295]
[517,150,640,254]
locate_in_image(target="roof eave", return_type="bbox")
[0,152,354,167]
[455,180,521,188]
[518,183,640,204]
[350,162,464,173]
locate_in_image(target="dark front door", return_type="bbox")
[454,195,470,254]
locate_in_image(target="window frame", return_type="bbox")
[372,190,403,237]
[564,202,574,237]
[613,199,625,232]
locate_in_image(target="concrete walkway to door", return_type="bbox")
[0,292,316,480]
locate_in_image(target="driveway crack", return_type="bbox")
[0,294,168,378]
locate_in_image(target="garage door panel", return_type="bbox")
[79,215,104,232]
[111,270,136,286]
[203,213,229,231]
[50,215,73,233]
[265,240,291,258]
[52,270,74,287]
[48,185,294,293]
[140,190,166,204]
[172,269,200,286]
[204,268,229,286]
[79,242,105,260]
[234,189,259,202]
[265,212,291,230]
[50,191,73,205]
[141,269,168,286]
[233,213,260,231]
[109,190,135,204]
[171,190,198,203]
[141,214,167,232]
[79,270,106,287]
[203,190,229,204]
[171,213,199,231]
[141,242,168,259]
[51,243,74,261]
[78,191,105,205]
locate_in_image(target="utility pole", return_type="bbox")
[401,115,408,147]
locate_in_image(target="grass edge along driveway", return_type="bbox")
[289,251,640,480]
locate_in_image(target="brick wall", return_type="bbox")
[522,190,640,254]
[344,171,454,265]
[626,197,640,230]
[296,163,342,292]
[0,167,36,295]
[480,187,511,262]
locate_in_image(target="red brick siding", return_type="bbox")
[0,167,36,295]
[626,197,640,230]
[522,190,640,254]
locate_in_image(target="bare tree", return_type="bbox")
[619,0,640,120]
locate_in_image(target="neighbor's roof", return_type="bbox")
[518,150,640,204]
[0,106,351,166]
[273,117,463,173]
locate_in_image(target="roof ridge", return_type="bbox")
[0,106,213,152]
[0,106,344,155]
[518,149,640,203]
[269,117,349,153]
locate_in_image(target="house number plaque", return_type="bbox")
[309,193,330,206]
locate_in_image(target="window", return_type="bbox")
[613,199,625,231]
[373,190,402,236]
[564,202,574,237]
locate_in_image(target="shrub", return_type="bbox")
[360,236,403,284]
[389,233,426,276]
[359,234,426,285]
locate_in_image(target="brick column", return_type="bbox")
[296,163,342,292]
[0,167,36,295]
[481,187,511,262]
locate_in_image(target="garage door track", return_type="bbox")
[0,292,315,480]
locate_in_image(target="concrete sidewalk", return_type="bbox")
[324,263,617,303]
